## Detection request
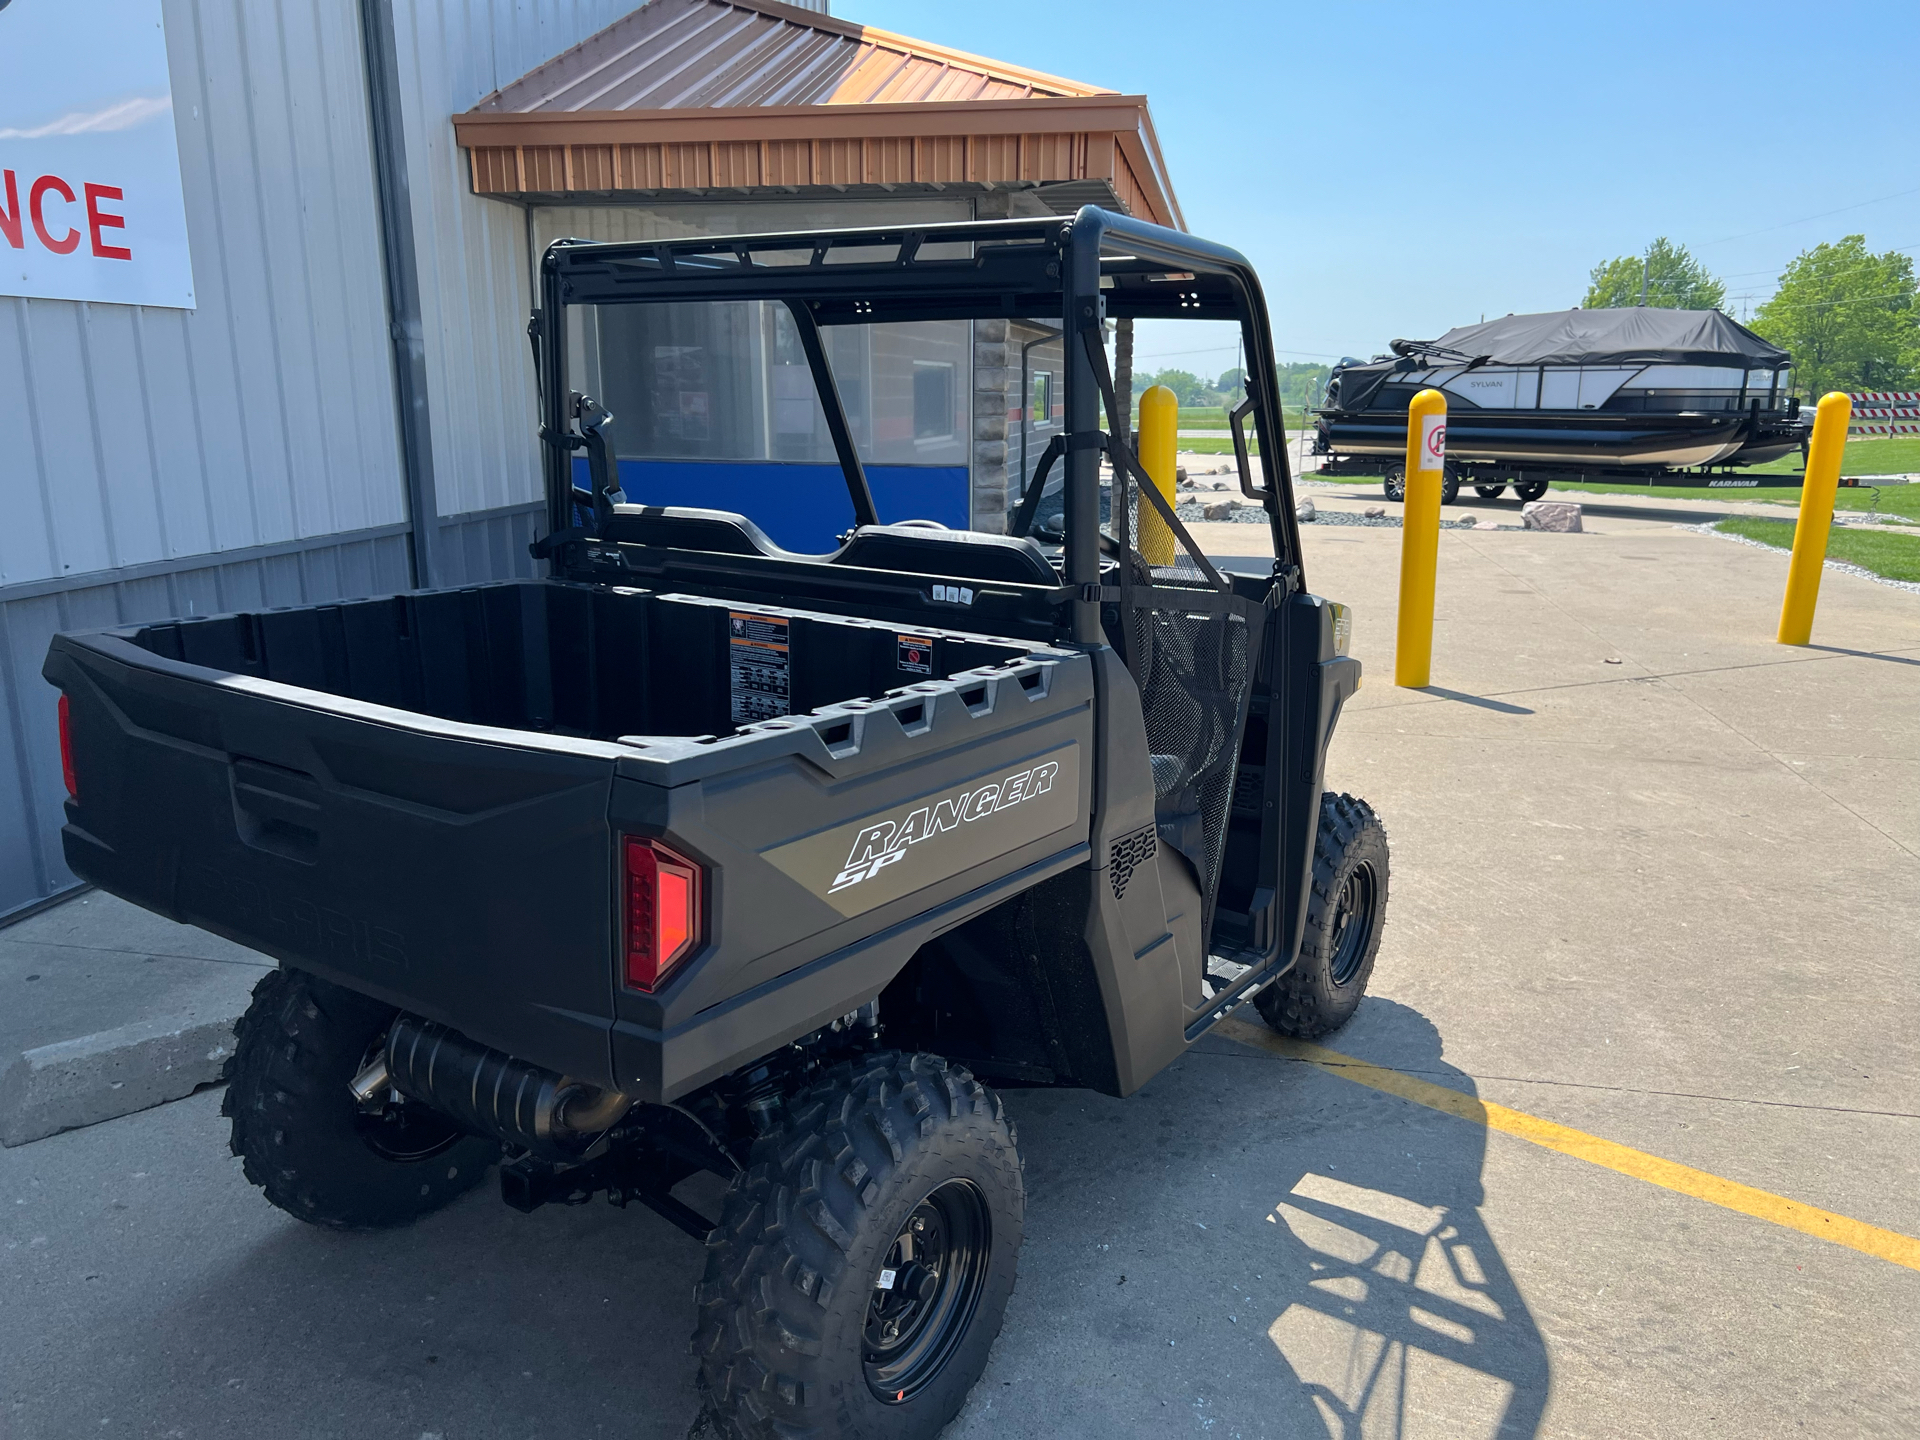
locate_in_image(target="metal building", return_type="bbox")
[0,0,1178,922]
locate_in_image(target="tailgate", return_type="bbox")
[44,632,621,1085]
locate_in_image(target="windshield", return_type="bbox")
[570,300,974,552]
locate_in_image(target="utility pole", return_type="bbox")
[1639,253,1649,306]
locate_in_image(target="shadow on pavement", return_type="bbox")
[958,997,1549,1439]
[1802,643,1920,667]
[32,999,1545,1440]
[111,1148,708,1438]
[1414,687,1535,715]
[1251,1001,1549,1438]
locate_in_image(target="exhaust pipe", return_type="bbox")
[382,1014,633,1163]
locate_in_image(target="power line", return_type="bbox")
[1713,241,1918,284]
[1703,186,1920,246]
[1131,341,1342,363]
[1746,288,1915,313]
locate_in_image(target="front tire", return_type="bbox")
[695,1052,1023,1439]
[1475,483,1507,499]
[1255,793,1389,1039]
[1512,479,1549,501]
[223,968,497,1230]
[1383,464,1406,502]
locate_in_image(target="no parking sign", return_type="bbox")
[1419,413,1447,471]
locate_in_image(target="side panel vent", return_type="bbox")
[1108,824,1158,900]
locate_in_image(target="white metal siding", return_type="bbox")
[0,0,408,590]
[390,0,639,520]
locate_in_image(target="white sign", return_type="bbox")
[0,0,195,308]
[1418,413,1447,471]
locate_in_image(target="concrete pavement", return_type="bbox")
[3,512,1916,1438]
[0,894,269,1147]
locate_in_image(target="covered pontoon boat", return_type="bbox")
[1313,308,1804,501]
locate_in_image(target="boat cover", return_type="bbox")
[1410,308,1789,369]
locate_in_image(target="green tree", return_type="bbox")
[1273,362,1332,409]
[1750,235,1919,398]
[1145,368,1207,405]
[1583,237,1726,310]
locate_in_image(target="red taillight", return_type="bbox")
[57,694,77,798]
[624,837,702,991]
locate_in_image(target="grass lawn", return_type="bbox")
[1554,476,1920,520]
[1743,435,1920,475]
[1164,405,1312,431]
[1478,439,1920,521]
[1717,516,1920,583]
[1180,436,1260,455]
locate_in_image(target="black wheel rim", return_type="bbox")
[864,1180,992,1404]
[1327,861,1379,986]
[351,1036,465,1163]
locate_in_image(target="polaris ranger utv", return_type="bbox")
[43,208,1386,1439]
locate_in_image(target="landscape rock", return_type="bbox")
[1203,502,1237,522]
[1295,499,1316,522]
[1456,512,1475,527]
[1522,500,1583,533]
[1365,505,1386,519]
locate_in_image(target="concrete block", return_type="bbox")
[1522,501,1583,532]
[0,1008,239,1147]
[0,891,268,1147]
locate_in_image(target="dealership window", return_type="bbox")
[578,303,969,468]
[913,361,956,442]
[1030,370,1053,429]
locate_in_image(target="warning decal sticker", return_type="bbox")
[1418,413,1447,471]
[729,612,791,724]
[897,634,935,676]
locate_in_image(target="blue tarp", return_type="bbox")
[575,458,970,553]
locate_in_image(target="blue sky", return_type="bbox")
[856,0,1920,374]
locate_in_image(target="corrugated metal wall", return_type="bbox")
[0,1,639,920]
[390,0,638,523]
[0,0,406,592]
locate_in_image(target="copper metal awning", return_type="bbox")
[452,0,1183,229]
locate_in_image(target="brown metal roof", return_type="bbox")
[455,0,1182,229]
[469,0,1113,113]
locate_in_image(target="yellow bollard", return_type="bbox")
[1776,392,1851,645]
[1394,388,1448,687]
[1135,384,1179,567]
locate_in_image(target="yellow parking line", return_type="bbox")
[1215,1017,1920,1273]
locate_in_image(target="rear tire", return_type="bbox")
[694,1052,1023,1440]
[1440,461,1461,506]
[1383,465,1406,502]
[1255,793,1389,1039]
[1512,480,1549,501]
[1475,484,1507,499]
[223,969,496,1230]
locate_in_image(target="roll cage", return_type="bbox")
[530,206,1306,648]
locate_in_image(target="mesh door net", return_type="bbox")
[1100,421,1262,913]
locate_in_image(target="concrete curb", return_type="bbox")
[0,1009,237,1148]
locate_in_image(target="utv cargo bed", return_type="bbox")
[46,578,1092,1100]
